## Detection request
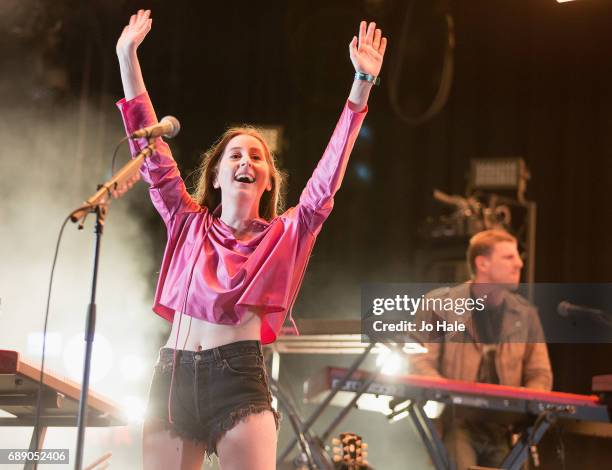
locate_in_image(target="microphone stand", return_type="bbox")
[69,141,154,470]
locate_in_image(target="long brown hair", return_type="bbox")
[192,126,285,221]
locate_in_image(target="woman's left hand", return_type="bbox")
[349,21,387,77]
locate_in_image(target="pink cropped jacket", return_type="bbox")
[117,93,366,344]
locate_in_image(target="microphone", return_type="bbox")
[557,300,606,318]
[130,115,181,139]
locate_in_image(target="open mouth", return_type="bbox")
[234,174,255,184]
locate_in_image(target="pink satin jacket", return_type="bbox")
[117,93,366,344]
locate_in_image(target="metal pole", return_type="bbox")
[320,371,380,442]
[277,342,375,463]
[526,201,537,302]
[74,207,104,470]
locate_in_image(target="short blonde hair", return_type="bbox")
[467,229,517,276]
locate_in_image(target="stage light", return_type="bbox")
[423,400,445,419]
[470,157,527,191]
[389,409,410,423]
[119,354,146,381]
[404,343,427,355]
[358,124,373,141]
[354,162,372,182]
[386,399,444,422]
[376,346,404,376]
[122,395,147,423]
[354,394,391,414]
[63,333,113,384]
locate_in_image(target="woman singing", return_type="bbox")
[115,9,386,470]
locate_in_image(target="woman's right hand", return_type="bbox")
[116,9,152,58]
[111,172,141,200]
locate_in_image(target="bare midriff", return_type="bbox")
[163,310,262,351]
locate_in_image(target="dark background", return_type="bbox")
[4,1,612,465]
[7,0,611,391]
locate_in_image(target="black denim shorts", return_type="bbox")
[146,340,279,455]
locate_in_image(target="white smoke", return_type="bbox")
[0,91,169,467]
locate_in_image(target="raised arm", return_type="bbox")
[348,21,387,111]
[115,10,201,225]
[116,9,150,100]
[297,21,387,232]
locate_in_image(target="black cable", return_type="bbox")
[527,409,549,448]
[555,424,566,470]
[526,408,556,467]
[110,136,129,176]
[33,214,71,450]
[278,364,304,416]
[33,133,131,452]
[388,0,455,125]
[269,379,319,469]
